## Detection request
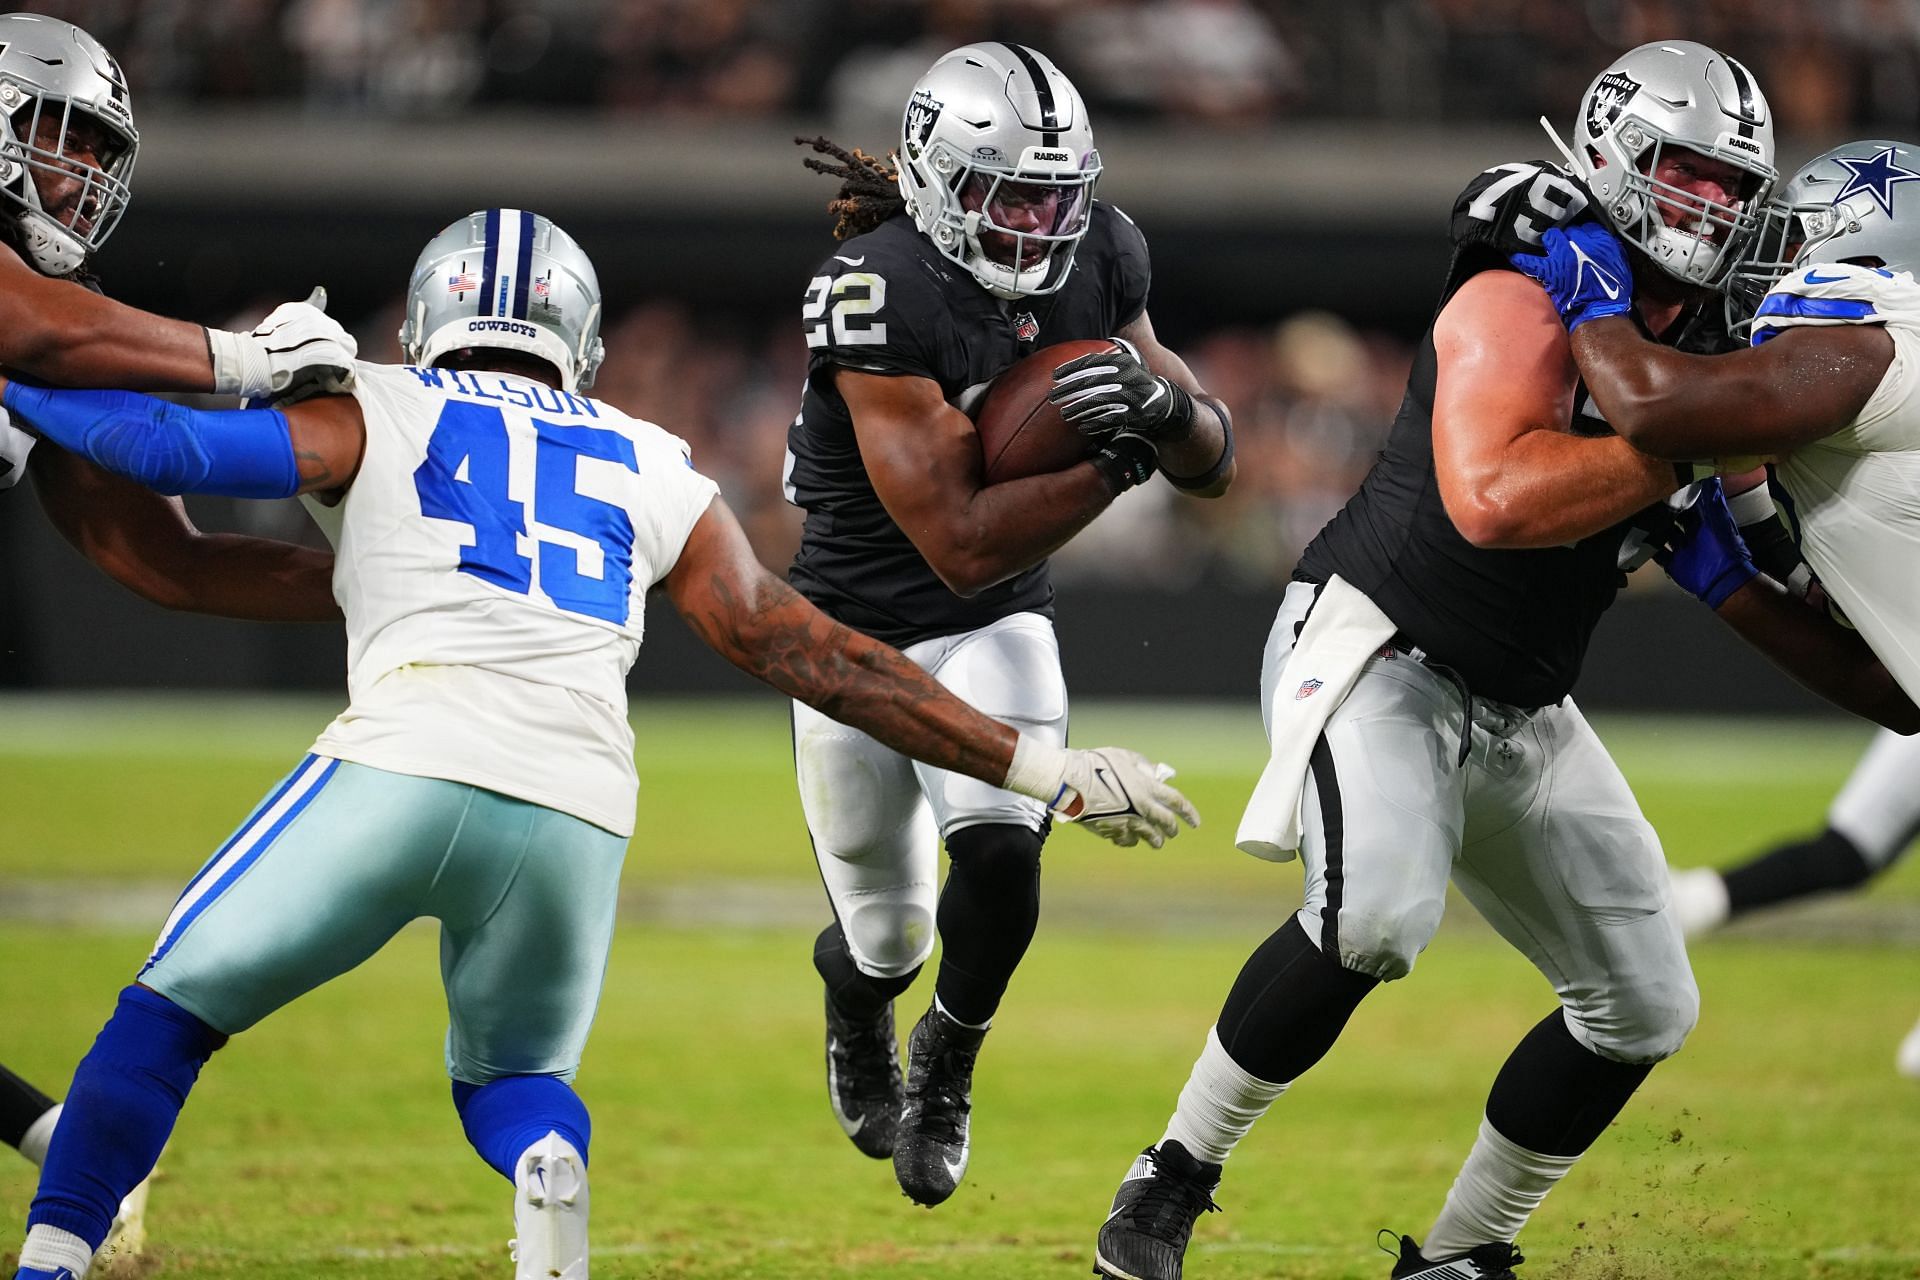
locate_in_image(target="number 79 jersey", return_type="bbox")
[303,361,719,837]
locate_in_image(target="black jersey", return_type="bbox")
[785,203,1151,648]
[1299,162,1710,709]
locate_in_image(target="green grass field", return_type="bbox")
[3,696,1917,1279]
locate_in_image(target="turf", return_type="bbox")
[2,697,1917,1278]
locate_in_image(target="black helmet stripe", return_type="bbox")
[1721,50,1757,138]
[1005,43,1059,148]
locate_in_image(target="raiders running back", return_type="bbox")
[785,201,1149,647]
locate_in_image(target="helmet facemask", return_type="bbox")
[1599,127,1771,288]
[933,156,1098,299]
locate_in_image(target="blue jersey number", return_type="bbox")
[413,401,640,624]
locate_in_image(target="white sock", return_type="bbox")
[1667,867,1731,938]
[1159,1025,1288,1164]
[933,993,991,1032]
[20,1223,93,1276]
[19,1101,61,1167]
[1423,1117,1579,1258]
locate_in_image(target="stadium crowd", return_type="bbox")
[11,0,1918,135]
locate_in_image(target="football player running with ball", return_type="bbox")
[787,42,1235,1207]
[0,12,347,1271]
[2,208,1196,1280]
[1092,42,1916,1280]
[1512,137,1920,1082]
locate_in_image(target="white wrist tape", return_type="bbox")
[205,327,272,399]
[1001,733,1070,807]
[1726,480,1777,527]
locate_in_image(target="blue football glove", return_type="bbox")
[1656,478,1758,609]
[1508,222,1634,332]
[1048,338,1196,442]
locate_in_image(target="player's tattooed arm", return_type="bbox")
[1432,270,1677,548]
[663,496,1019,783]
[28,444,340,622]
[1570,319,1893,459]
[1111,309,1235,497]
[1714,579,1920,734]
[838,368,1119,596]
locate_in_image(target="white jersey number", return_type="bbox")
[413,401,640,624]
[803,272,889,348]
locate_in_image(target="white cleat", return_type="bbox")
[1667,867,1732,938]
[509,1131,588,1280]
[1896,1015,1920,1080]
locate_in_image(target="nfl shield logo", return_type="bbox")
[1295,678,1324,701]
[1013,311,1039,342]
[532,275,552,300]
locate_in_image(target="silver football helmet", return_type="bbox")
[0,13,137,275]
[897,42,1101,300]
[398,209,605,391]
[1725,140,1920,329]
[1558,40,1775,288]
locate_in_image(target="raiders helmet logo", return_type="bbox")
[904,88,943,155]
[1586,72,1640,137]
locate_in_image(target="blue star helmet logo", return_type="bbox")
[1832,146,1920,218]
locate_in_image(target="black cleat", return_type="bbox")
[1384,1232,1525,1280]
[892,1005,985,1206]
[824,993,904,1159]
[1093,1140,1222,1280]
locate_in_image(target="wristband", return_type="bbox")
[1090,434,1157,495]
[1163,399,1234,491]
[1002,733,1070,807]
[206,326,273,399]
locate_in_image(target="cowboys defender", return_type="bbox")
[788,42,1234,1207]
[0,12,347,1269]
[1084,41,1897,1280]
[3,206,1196,1280]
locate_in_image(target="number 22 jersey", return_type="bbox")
[302,362,719,837]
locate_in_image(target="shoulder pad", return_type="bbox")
[1750,263,1920,346]
[1451,161,1594,254]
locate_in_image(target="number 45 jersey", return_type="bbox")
[302,362,719,837]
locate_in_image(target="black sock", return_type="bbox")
[932,823,1044,1027]
[814,922,919,1021]
[0,1061,57,1152]
[1723,826,1875,915]
[1214,915,1379,1083]
[1485,1010,1653,1157]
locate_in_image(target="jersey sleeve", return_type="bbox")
[1104,203,1152,331]
[636,429,722,585]
[1446,160,1597,284]
[801,239,948,383]
[1755,264,1920,450]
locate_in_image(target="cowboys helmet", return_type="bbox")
[398,209,605,391]
[896,42,1101,300]
[1566,40,1775,288]
[0,14,137,275]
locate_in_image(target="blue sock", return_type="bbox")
[452,1075,590,1182]
[28,986,224,1248]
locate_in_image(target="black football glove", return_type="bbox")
[1048,338,1196,443]
[1089,433,1157,496]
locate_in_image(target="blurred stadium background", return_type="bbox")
[3,2,1919,1277]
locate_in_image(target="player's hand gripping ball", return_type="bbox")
[1047,337,1196,442]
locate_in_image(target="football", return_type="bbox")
[973,338,1114,484]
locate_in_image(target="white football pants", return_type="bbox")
[792,611,1067,980]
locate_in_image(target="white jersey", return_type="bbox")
[0,411,34,490]
[302,362,719,836]
[1752,263,1920,701]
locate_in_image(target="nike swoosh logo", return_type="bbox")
[826,1045,865,1135]
[943,1153,967,1181]
[1142,382,1166,410]
[1802,269,1849,285]
[833,254,866,266]
[1569,241,1622,300]
[534,1167,546,1194]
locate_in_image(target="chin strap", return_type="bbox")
[14,210,86,275]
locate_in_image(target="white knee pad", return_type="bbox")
[841,898,937,978]
[1565,969,1700,1065]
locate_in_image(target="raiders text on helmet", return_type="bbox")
[0,13,137,275]
[397,209,606,391]
[1564,40,1776,288]
[896,43,1101,300]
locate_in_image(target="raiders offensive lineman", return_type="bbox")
[787,42,1234,1207]
[1515,138,1920,1081]
[2,208,1196,1280]
[1090,43,1909,1280]
[0,13,346,1269]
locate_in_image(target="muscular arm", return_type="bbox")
[839,368,1119,596]
[0,243,217,391]
[664,495,1019,781]
[1113,309,1235,497]
[28,444,339,621]
[1714,577,1920,733]
[1432,270,1677,548]
[1571,316,1892,459]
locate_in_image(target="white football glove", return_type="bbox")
[207,286,357,404]
[1002,736,1200,849]
[0,401,35,491]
